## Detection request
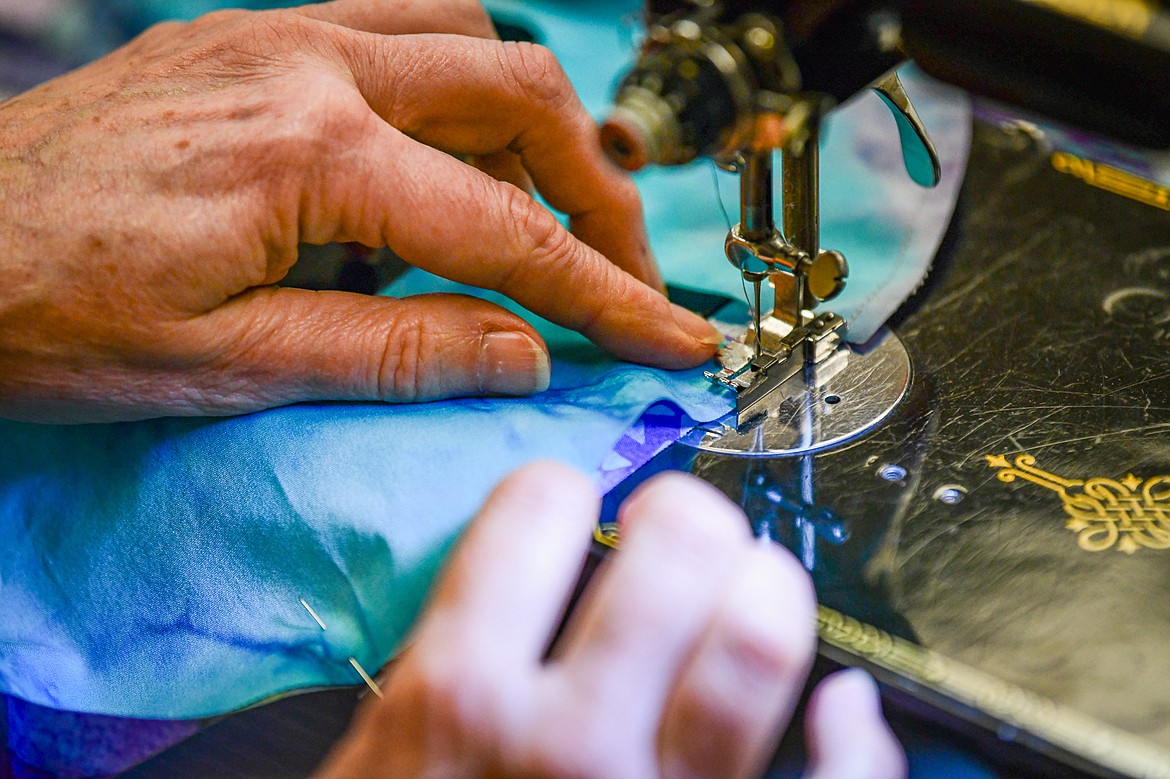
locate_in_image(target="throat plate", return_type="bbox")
[686,328,911,457]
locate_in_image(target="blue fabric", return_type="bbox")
[0,0,971,719]
[0,310,731,717]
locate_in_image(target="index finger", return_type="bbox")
[296,0,498,38]
[413,462,601,662]
[318,125,719,368]
[331,31,664,291]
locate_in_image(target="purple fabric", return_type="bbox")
[596,402,696,493]
[4,696,197,779]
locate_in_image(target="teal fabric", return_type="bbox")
[0,304,732,718]
[0,0,971,719]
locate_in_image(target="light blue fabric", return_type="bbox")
[0,0,971,719]
[0,321,731,718]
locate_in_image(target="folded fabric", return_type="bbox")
[0,0,972,721]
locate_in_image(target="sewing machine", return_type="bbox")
[590,2,1170,777]
[600,0,1170,454]
[600,5,940,455]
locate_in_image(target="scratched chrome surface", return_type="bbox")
[687,328,912,456]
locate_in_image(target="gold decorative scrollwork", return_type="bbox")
[986,453,1170,554]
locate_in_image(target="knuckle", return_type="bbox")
[722,609,811,687]
[498,41,572,107]
[492,186,610,330]
[247,83,370,187]
[377,314,431,401]
[497,185,572,272]
[292,87,371,148]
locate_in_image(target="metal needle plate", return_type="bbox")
[685,328,911,456]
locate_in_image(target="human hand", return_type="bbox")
[0,0,721,422]
[315,463,906,779]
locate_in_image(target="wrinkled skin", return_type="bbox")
[317,464,907,779]
[0,0,721,422]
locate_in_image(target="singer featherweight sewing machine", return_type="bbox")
[588,2,1170,778]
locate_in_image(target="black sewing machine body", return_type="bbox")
[598,4,1170,772]
[630,0,1170,151]
[600,118,1170,778]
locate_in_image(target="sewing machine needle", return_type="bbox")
[752,278,763,361]
[794,270,815,369]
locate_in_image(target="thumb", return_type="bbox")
[803,670,907,779]
[186,287,550,410]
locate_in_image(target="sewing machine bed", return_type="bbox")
[50,117,1170,779]
[600,118,1170,778]
[812,116,1170,778]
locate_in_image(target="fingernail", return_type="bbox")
[670,303,723,347]
[477,332,550,396]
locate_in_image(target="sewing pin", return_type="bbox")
[299,597,328,630]
[349,657,385,699]
[300,597,384,699]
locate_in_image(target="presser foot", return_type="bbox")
[697,317,911,457]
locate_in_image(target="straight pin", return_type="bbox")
[349,657,384,699]
[301,597,385,699]
[752,277,763,361]
[299,598,328,631]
